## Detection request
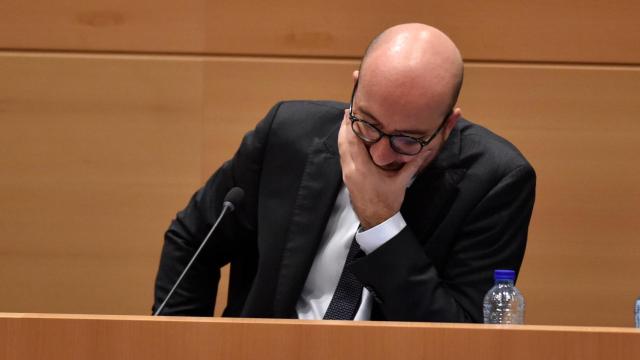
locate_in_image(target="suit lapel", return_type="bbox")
[273,126,342,317]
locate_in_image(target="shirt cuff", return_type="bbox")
[355,212,407,254]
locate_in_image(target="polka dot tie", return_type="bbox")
[323,237,365,320]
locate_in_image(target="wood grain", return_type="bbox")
[202,57,356,176]
[1,314,639,360]
[0,1,638,64]
[0,53,204,314]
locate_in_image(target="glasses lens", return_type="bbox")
[390,136,423,155]
[352,120,381,143]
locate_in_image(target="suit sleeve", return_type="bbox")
[152,103,282,316]
[349,164,536,322]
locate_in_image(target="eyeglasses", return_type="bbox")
[348,79,451,156]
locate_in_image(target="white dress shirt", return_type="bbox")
[296,185,407,320]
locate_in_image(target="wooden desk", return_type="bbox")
[1,313,639,359]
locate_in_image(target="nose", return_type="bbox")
[368,137,403,168]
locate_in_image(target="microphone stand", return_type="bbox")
[154,202,233,316]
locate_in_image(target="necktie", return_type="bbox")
[323,237,365,320]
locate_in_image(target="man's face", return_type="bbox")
[349,78,453,174]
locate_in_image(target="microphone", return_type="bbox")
[154,186,245,316]
[223,187,244,212]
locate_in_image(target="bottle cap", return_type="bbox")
[494,269,516,281]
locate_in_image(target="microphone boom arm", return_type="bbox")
[154,202,232,316]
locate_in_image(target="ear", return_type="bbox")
[352,70,359,83]
[443,107,462,140]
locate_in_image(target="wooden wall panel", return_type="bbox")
[0,53,204,314]
[1,1,639,64]
[460,64,640,327]
[0,0,206,53]
[202,58,356,174]
[199,59,640,326]
[3,51,639,326]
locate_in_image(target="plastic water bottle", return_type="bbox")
[483,269,525,324]
[635,297,640,328]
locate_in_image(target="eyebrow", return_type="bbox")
[357,107,432,137]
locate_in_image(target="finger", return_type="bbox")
[338,110,358,174]
[340,111,371,167]
[343,112,361,147]
[348,132,370,165]
[337,110,350,156]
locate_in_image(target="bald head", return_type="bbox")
[358,23,464,117]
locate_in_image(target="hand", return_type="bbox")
[338,110,431,229]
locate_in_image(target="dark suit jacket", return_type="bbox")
[153,100,536,322]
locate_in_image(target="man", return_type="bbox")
[153,23,535,322]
